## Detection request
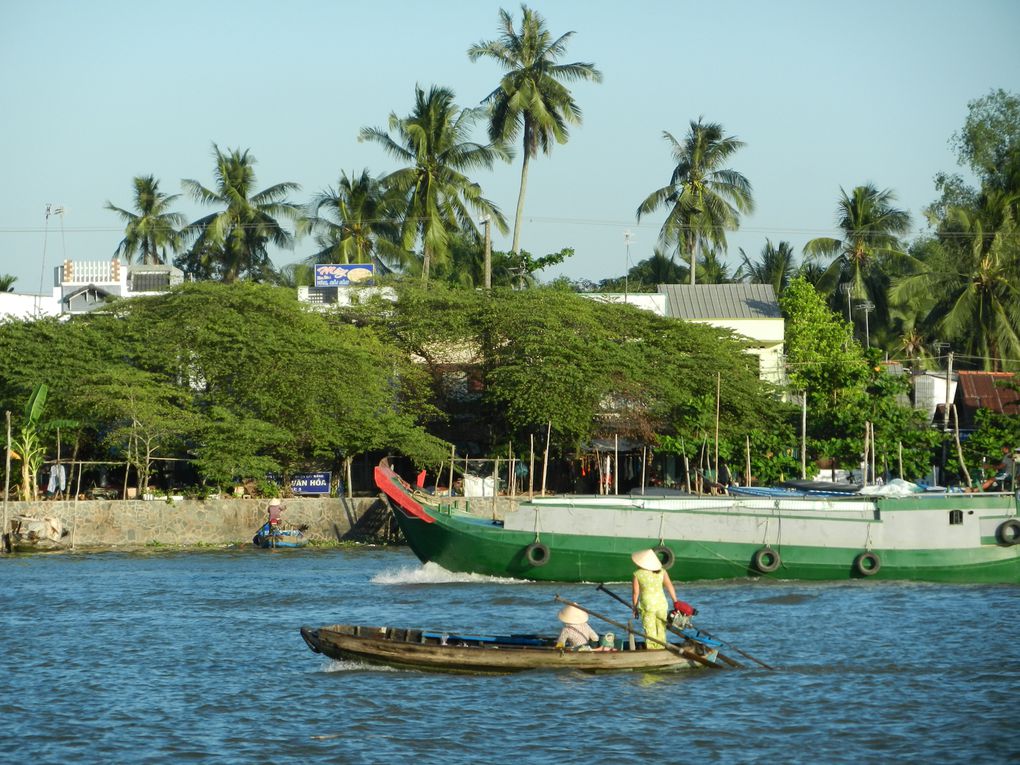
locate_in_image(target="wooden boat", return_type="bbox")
[4,514,68,552]
[375,459,1020,584]
[252,522,307,549]
[299,623,713,674]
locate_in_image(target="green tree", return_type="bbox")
[637,119,754,285]
[468,5,602,255]
[179,145,300,283]
[298,169,407,272]
[0,274,16,292]
[360,86,509,287]
[737,239,797,294]
[106,175,185,265]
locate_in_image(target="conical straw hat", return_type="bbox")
[557,604,589,624]
[631,548,662,572]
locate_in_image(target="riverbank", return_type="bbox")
[0,495,395,550]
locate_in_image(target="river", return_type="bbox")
[2,546,1016,764]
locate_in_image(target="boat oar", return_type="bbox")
[595,583,773,670]
[552,596,721,669]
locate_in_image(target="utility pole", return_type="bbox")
[856,300,875,347]
[482,216,492,290]
[841,283,852,322]
[624,230,633,300]
[941,351,953,485]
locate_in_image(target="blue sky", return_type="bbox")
[2,0,1018,294]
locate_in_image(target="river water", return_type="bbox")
[2,546,1017,764]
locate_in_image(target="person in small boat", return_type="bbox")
[631,548,693,649]
[555,604,610,651]
[267,498,285,526]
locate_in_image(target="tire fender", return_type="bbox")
[752,547,781,574]
[996,519,1020,545]
[524,542,550,566]
[653,544,675,570]
[854,551,881,576]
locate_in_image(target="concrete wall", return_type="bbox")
[1,496,387,548]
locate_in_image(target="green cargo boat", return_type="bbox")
[375,460,1020,584]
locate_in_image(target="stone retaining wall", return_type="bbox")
[1,496,389,548]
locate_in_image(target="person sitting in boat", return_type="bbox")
[555,604,610,651]
[631,548,693,650]
[267,498,285,526]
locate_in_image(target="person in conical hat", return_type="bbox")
[267,497,286,525]
[555,604,600,650]
[631,548,682,650]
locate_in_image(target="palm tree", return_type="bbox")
[736,239,797,294]
[180,145,300,283]
[696,249,735,284]
[468,5,602,255]
[891,194,1020,370]
[360,85,508,287]
[0,274,16,292]
[803,184,912,323]
[637,119,754,285]
[627,248,688,288]
[297,169,408,273]
[106,175,185,265]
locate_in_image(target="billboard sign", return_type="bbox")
[290,471,331,495]
[314,264,375,287]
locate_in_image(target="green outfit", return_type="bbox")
[634,568,668,649]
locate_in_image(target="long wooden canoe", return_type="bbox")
[300,624,712,674]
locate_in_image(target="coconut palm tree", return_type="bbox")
[468,5,602,255]
[696,249,736,284]
[891,193,1020,371]
[803,184,912,324]
[736,239,797,295]
[179,145,300,283]
[106,175,185,265]
[360,85,508,287]
[0,274,16,292]
[636,119,754,285]
[297,169,408,273]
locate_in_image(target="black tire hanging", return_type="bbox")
[996,519,1020,545]
[752,547,781,574]
[524,542,550,566]
[653,545,675,570]
[853,551,881,576]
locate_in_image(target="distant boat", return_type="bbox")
[251,522,307,549]
[299,623,715,674]
[5,514,68,552]
[375,459,1020,584]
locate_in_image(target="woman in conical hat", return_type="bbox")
[555,604,600,649]
[631,548,679,649]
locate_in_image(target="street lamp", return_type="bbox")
[856,300,875,347]
[841,282,853,321]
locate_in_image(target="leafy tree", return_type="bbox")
[622,248,688,290]
[179,145,300,283]
[950,89,1020,191]
[361,86,509,287]
[106,175,185,265]
[637,118,754,285]
[737,239,797,294]
[468,5,602,255]
[297,169,407,272]
[9,385,76,500]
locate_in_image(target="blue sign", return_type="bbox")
[290,472,331,495]
[314,264,375,287]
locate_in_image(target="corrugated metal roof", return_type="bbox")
[657,283,782,320]
[957,371,1020,414]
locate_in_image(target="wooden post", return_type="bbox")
[345,456,353,498]
[2,410,10,554]
[800,392,807,480]
[714,372,721,477]
[71,459,83,552]
[951,404,972,487]
[898,442,903,480]
[640,446,647,495]
[449,445,455,496]
[541,421,551,496]
[529,434,535,499]
[491,457,499,519]
[862,421,870,486]
[681,436,691,494]
[870,421,877,486]
[613,434,619,495]
[745,435,752,487]
[594,448,603,495]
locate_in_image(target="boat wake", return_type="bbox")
[322,658,398,673]
[371,561,525,586]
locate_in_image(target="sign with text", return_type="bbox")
[314,264,375,287]
[290,472,331,495]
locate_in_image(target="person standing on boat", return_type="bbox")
[267,498,285,526]
[555,604,601,650]
[631,548,687,649]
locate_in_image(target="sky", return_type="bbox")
[2,0,1019,294]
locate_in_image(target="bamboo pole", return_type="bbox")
[529,434,535,499]
[508,443,515,499]
[870,422,877,486]
[640,446,647,495]
[745,435,752,488]
[613,434,619,495]
[491,457,499,520]
[594,448,603,495]
[71,459,84,552]
[541,421,551,496]
[800,392,807,480]
[714,372,721,477]
[951,404,972,487]
[448,445,455,496]
[680,436,690,494]
[898,442,903,480]
[2,411,10,554]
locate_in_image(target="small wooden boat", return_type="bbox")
[5,514,68,552]
[252,522,307,549]
[299,623,716,674]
